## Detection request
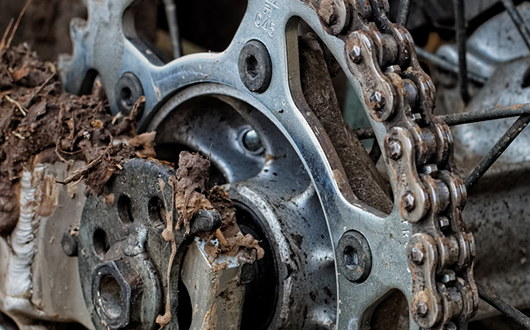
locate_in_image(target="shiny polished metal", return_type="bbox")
[58,0,478,329]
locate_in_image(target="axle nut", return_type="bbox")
[91,261,136,330]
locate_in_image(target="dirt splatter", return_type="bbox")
[0,44,155,236]
[172,152,214,233]
[170,151,264,260]
[205,186,264,260]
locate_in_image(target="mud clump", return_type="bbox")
[172,151,264,260]
[0,44,155,236]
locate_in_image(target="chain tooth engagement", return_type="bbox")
[309,0,478,328]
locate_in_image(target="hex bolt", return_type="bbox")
[115,73,144,117]
[416,300,428,317]
[92,261,135,329]
[411,244,424,264]
[403,192,416,212]
[439,216,451,230]
[441,270,456,284]
[239,40,272,93]
[370,91,385,110]
[241,129,263,153]
[61,231,78,257]
[388,140,402,160]
[348,44,362,64]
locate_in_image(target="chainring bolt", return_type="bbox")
[239,40,272,93]
[403,192,416,212]
[411,244,424,264]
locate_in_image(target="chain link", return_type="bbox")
[307,0,479,328]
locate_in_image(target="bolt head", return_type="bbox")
[349,44,362,63]
[416,300,428,317]
[370,91,385,110]
[92,261,134,329]
[191,210,222,233]
[441,270,456,284]
[411,244,424,264]
[388,140,402,160]
[403,192,415,212]
[242,129,263,153]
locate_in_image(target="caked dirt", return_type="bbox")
[0,43,155,236]
[0,43,263,269]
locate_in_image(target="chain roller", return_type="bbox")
[306,0,478,328]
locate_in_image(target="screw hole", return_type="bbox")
[118,195,133,224]
[93,228,110,257]
[148,197,166,229]
[343,246,359,270]
[99,275,123,319]
[245,55,259,79]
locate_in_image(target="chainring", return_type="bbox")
[59,0,478,328]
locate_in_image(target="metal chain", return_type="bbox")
[306,0,478,328]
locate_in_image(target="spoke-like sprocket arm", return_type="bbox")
[60,0,478,329]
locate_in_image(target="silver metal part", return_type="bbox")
[181,237,253,330]
[434,1,530,320]
[0,162,93,329]
[56,0,476,328]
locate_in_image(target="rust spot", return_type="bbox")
[265,153,277,163]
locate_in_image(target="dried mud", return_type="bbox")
[0,44,155,236]
[172,152,264,260]
[0,44,264,266]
